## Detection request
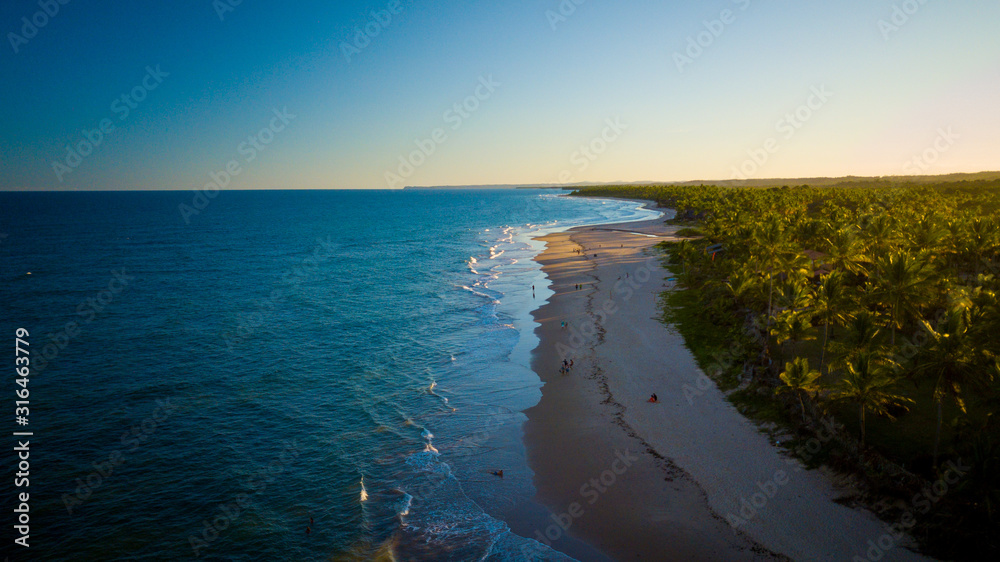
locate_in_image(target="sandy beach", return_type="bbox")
[522,208,933,561]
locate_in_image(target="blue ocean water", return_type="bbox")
[0,189,658,561]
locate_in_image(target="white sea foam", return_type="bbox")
[399,492,413,516]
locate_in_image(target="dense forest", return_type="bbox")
[572,180,1000,559]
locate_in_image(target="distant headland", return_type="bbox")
[402,171,1000,190]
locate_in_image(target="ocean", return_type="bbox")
[0,189,659,560]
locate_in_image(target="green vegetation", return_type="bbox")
[574,179,1000,559]
[778,357,822,421]
[673,227,703,237]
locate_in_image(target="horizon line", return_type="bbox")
[3,170,1000,192]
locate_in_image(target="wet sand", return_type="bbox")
[522,211,932,561]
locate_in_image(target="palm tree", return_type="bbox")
[907,215,947,255]
[793,218,827,249]
[863,214,898,257]
[910,308,995,467]
[770,310,816,346]
[812,271,853,375]
[754,219,791,328]
[823,226,869,276]
[671,239,696,281]
[831,310,885,363]
[964,217,1000,275]
[778,357,822,421]
[833,351,913,446]
[968,283,1000,357]
[718,266,761,310]
[775,273,813,314]
[870,251,934,345]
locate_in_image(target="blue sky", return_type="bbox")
[1,0,997,190]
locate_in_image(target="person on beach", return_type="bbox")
[561,321,566,329]
[491,470,504,477]
[649,393,658,403]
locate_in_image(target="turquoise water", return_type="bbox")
[0,189,658,560]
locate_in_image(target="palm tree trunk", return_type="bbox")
[859,404,866,447]
[799,394,806,422]
[891,298,899,346]
[820,322,829,375]
[767,275,774,323]
[766,274,775,348]
[933,399,942,468]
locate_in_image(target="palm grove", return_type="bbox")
[574,179,1000,559]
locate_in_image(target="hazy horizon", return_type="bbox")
[2,0,998,191]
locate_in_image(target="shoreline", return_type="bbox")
[520,213,933,561]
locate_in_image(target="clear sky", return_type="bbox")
[1,0,997,190]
